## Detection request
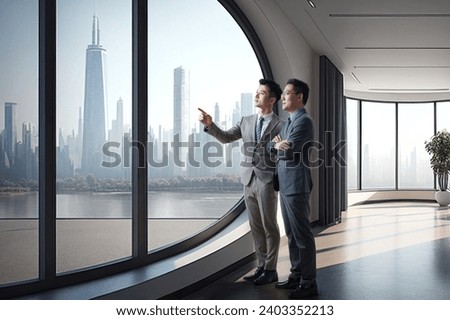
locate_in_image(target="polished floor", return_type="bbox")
[183,202,450,299]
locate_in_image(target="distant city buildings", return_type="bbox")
[0,16,253,186]
[0,102,38,180]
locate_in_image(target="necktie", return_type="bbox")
[286,117,291,130]
[256,117,264,142]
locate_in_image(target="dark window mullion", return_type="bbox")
[357,100,362,190]
[433,102,437,189]
[395,103,399,190]
[38,0,57,280]
[132,0,148,258]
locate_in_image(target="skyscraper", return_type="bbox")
[232,101,240,125]
[240,93,253,117]
[81,15,107,176]
[105,98,125,176]
[214,102,220,126]
[109,98,124,145]
[75,107,83,169]
[4,102,17,167]
[173,66,190,173]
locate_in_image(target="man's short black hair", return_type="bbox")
[259,79,282,103]
[286,78,309,105]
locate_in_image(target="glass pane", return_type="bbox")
[147,0,262,250]
[56,0,132,273]
[0,0,39,285]
[346,98,358,190]
[361,101,396,189]
[437,101,450,132]
[398,103,434,189]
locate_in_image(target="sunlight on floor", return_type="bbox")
[315,202,450,269]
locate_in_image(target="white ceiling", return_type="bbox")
[275,0,450,96]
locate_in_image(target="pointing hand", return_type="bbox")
[198,107,213,127]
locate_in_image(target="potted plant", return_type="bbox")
[425,129,450,206]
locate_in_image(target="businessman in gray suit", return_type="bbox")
[268,78,318,298]
[199,79,283,285]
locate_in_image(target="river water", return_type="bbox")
[0,191,243,219]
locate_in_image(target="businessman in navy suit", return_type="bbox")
[268,78,318,298]
[199,79,284,285]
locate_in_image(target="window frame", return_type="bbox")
[0,0,273,298]
[347,97,450,192]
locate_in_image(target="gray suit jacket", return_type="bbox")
[205,113,284,186]
[268,108,315,195]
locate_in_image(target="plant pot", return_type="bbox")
[437,172,449,191]
[435,190,450,207]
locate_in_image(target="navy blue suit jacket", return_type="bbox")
[268,108,315,195]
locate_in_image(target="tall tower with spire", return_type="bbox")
[81,15,107,176]
[173,66,190,174]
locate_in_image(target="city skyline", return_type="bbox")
[0,0,263,181]
[0,0,262,138]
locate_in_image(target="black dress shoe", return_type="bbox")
[254,270,278,285]
[289,280,319,299]
[243,267,264,282]
[275,277,300,289]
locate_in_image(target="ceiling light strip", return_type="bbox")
[346,47,450,50]
[307,0,316,8]
[330,13,450,18]
[355,66,450,69]
[369,88,449,92]
[350,72,361,84]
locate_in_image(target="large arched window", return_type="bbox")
[0,0,266,296]
[147,0,261,250]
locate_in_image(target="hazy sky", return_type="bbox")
[0,0,262,139]
[0,0,38,132]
